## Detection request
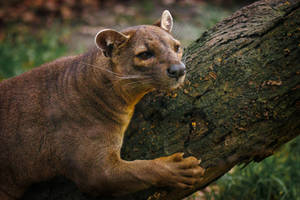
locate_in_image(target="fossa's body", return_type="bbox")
[0,11,204,199]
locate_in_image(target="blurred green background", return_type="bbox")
[0,0,299,199]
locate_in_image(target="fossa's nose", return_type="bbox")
[167,62,186,79]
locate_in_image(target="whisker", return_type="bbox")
[118,75,151,80]
[122,79,153,87]
[123,78,153,85]
[100,79,153,91]
[80,62,151,80]
[80,62,123,77]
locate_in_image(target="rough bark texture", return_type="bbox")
[22,0,300,199]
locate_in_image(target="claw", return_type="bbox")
[172,152,184,162]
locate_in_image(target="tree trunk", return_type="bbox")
[22,0,300,199]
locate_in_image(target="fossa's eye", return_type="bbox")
[136,51,154,60]
[174,44,181,53]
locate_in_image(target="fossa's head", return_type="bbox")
[95,10,186,92]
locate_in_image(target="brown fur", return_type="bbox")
[0,12,204,199]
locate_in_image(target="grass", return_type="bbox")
[199,4,232,29]
[0,25,69,80]
[205,136,300,200]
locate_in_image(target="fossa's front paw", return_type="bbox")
[152,152,205,189]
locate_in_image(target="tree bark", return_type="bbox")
[22,0,300,199]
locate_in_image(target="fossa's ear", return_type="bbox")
[153,10,173,33]
[95,29,130,57]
